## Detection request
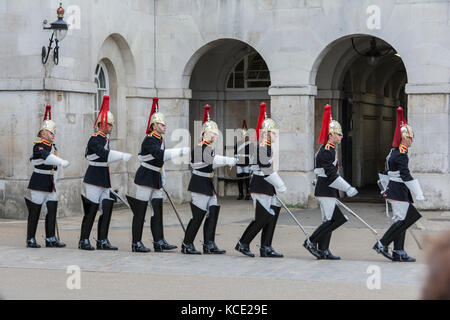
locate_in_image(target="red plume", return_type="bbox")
[318,105,331,145]
[202,104,211,124]
[43,105,52,120]
[255,102,267,141]
[242,120,247,130]
[146,97,159,134]
[392,107,407,148]
[94,95,110,130]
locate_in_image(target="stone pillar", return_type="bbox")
[406,84,450,210]
[269,86,317,208]
[158,88,192,203]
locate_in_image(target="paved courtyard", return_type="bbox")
[0,198,449,300]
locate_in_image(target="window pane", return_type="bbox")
[235,60,244,71]
[227,74,234,88]
[99,68,106,88]
[247,81,271,88]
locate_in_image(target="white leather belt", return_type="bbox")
[33,168,55,175]
[141,162,162,172]
[192,169,214,178]
[88,161,109,167]
[252,171,265,177]
[314,168,327,177]
[388,171,403,183]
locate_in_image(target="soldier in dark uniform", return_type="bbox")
[374,107,423,262]
[182,104,238,255]
[235,102,287,258]
[25,105,70,248]
[234,120,251,200]
[126,97,189,253]
[78,95,132,251]
[304,105,358,260]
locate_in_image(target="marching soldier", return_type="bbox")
[234,120,251,200]
[182,104,238,255]
[78,95,132,251]
[235,102,286,258]
[126,97,189,253]
[374,107,423,262]
[25,105,70,248]
[304,104,358,260]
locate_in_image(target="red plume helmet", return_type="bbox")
[318,104,332,145]
[146,97,159,134]
[94,95,110,130]
[202,104,211,124]
[43,105,52,120]
[392,107,407,148]
[255,102,267,141]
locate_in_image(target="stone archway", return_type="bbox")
[186,38,271,197]
[312,35,407,200]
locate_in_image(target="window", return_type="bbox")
[226,53,271,89]
[94,62,109,116]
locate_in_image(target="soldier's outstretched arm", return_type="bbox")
[212,154,238,169]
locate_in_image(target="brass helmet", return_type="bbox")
[38,105,56,136]
[255,102,276,140]
[95,95,115,129]
[146,97,166,134]
[201,104,219,136]
[329,118,342,137]
[318,104,342,144]
[401,123,414,140]
[241,120,248,137]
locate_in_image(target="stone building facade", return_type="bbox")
[1,0,449,218]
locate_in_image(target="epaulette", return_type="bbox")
[93,131,107,138]
[399,144,408,154]
[199,140,212,146]
[325,142,335,150]
[260,139,271,147]
[34,139,52,146]
[148,131,162,139]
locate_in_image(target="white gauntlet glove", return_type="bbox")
[405,179,425,201]
[164,147,190,161]
[264,172,287,194]
[108,150,132,162]
[329,176,358,197]
[44,154,70,168]
[212,155,238,169]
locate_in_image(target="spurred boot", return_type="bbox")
[97,199,118,250]
[181,202,206,254]
[392,231,416,262]
[44,200,66,248]
[318,232,340,260]
[260,205,283,258]
[78,195,99,250]
[203,205,226,254]
[151,198,177,252]
[25,198,42,248]
[235,200,273,257]
[127,195,151,253]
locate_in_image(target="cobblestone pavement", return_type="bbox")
[0,198,449,300]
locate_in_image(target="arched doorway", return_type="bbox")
[313,35,407,201]
[188,39,271,196]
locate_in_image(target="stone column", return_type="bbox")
[406,84,450,210]
[158,88,192,203]
[269,86,317,208]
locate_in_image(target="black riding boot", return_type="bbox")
[78,195,99,250]
[237,173,244,200]
[181,202,206,254]
[127,195,151,253]
[97,199,118,250]
[151,198,177,252]
[318,232,340,260]
[244,176,251,200]
[305,206,347,259]
[44,201,65,248]
[235,200,273,257]
[203,205,226,254]
[25,198,42,248]
[393,231,416,262]
[260,205,283,258]
[374,204,421,261]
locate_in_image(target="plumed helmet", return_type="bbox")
[201,104,219,136]
[146,97,166,133]
[38,105,56,136]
